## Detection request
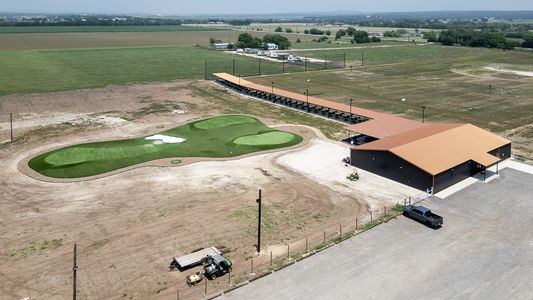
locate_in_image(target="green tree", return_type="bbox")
[235,33,262,48]
[422,31,438,42]
[335,29,347,40]
[304,29,310,34]
[262,34,291,50]
[353,30,371,43]
[209,37,222,45]
[346,27,356,36]
[523,35,533,48]
[285,28,293,33]
[438,30,456,45]
[325,30,331,36]
[275,26,283,32]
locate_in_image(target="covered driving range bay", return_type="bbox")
[28,115,303,178]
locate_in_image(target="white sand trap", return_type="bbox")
[484,67,533,77]
[145,134,185,144]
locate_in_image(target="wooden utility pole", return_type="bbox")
[73,243,78,300]
[256,189,262,253]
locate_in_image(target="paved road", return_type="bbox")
[221,168,533,300]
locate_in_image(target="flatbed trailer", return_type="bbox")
[170,247,221,270]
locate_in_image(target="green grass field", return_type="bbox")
[250,45,533,151]
[0,25,225,34]
[28,115,303,178]
[0,46,305,95]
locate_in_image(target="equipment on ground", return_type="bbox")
[186,272,202,286]
[203,254,232,280]
[169,246,221,271]
[346,170,359,181]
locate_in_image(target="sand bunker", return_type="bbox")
[145,134,186,144]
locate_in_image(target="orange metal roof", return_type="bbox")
[354,124,510,175]
[214,73,510,175]
[214,73,423,139]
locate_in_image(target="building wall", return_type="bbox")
[489,143,512,160]
[350,149,433,192]
[433,160,472,193]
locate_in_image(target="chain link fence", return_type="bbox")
[204,54,348,80]
[177,193,429,299]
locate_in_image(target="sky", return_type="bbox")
[2,0,533,15]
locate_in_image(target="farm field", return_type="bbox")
[249,45,533,158]
[0,46,306,95]
[0,29,315,51]
[28,115,303,178]
[0,25,225,34]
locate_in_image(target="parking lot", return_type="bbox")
[221,167,533,300]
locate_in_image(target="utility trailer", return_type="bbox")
[169,247,221,271]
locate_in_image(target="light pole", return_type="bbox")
[271,82,274,94]
[421,106,426,123]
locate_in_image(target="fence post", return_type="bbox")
[339,224,342,236]
[370,211,373,222]
[287,244,290,259]
[232,59,236,76]
[204,274,207,295]
[344,53,346,68]
[270,251,273,266]
[251,258,254,274]
[258,58,261,76]
[204,60,207,80]
[384,206,387,216]
[356,217,358,230]
[305,237,308,251]
[229,270,231,285]
[323,231,326,243]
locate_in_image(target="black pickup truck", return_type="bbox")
[403,205,443,228]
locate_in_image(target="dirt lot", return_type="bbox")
[0,80,418,299]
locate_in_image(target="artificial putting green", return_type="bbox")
[28,115,303,179]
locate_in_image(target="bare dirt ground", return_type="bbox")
[0,80,417,300]
[0,31,315,51]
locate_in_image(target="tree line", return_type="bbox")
[423,29,533,49]
[0,15,182,27]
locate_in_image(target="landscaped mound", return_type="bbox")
[28,115,303,178]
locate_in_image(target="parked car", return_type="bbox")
[403,205,443,228]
